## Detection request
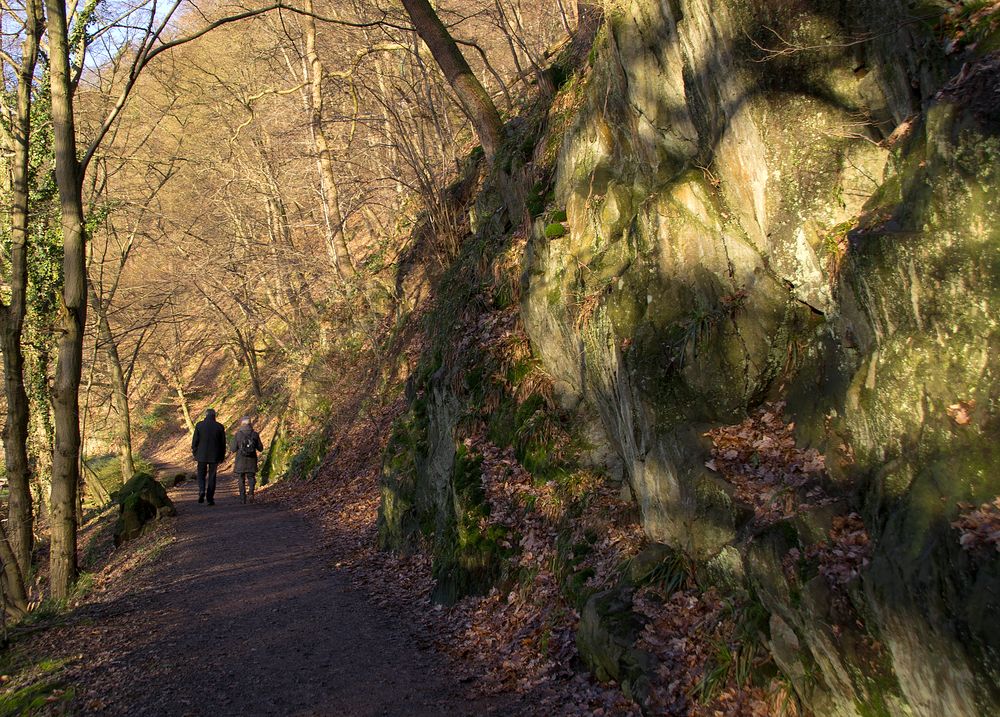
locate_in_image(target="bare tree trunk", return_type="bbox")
[88,288,136,482]
[496,0,553,96]
[0,0,42,581]
[258,157,308,319]
[0,327,33,576]
[555,0,572,34]
[0,523,28,619]
[46,0,87,599]
[372,56,404,198]
[177,388,195,436]
[303,0,355,279]
[29,350,54,522]
[400,0,504,160]
[81,462,112,505]
[237,335,263,400]
[79,339,96,516]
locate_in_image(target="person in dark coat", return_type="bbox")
[230,416,264,504]
[192,408,227,505]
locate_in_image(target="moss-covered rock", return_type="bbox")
[576,544,692,707]
[374,1,997,710]
[577,587,656,703]
[112,472,176,547]
[521,1,997,713]
[824,62,1000,714]
[259,418,291,485]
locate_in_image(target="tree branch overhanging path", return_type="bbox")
[399,0,504,160]
[81,0,507,186]
[80,1,416,176]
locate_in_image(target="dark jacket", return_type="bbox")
[192,416,227,463]
[231,426,264,474]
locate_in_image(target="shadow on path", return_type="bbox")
[80,474,504,716]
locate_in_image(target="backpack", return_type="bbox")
[238,433,257,458]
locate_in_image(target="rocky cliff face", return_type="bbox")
[380,1,1000,714]
[523,1,999,714]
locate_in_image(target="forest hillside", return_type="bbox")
[1,0,999,715]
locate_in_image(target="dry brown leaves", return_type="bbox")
[273,385,826,715]
[443,434,643,714]
[953,498,1000,552]
[940,1,1000,55]
[805,513,871,587]
[707,403,874,632]
[635,588,724,714]
[266,395,643,715]
[0,517,179,713]
[632,587,781,717]
[705,402,830,525]
[946,399,976,426]
[274,327,830,714]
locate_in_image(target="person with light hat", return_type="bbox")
[231,415,264,504]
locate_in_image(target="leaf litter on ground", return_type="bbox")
[704,401,833,527]
[267,320,816,715]
[953,498,1000,552]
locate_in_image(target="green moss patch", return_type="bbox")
[544,222,568,239]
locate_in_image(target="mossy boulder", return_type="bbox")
[112,472,176,547]
[259,417,296,485]
[576,544,688,708]
[577,587,656,704]
[378,384,461,557]
[375,2,997,710]
[822,62,1000,715]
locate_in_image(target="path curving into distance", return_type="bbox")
[73,473,506,716]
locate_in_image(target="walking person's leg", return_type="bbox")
[197,462,208,503]
[238,472,247,503]
[248,472,256,502]
[206,463,218,505]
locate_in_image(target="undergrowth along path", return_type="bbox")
[68,474,507,716]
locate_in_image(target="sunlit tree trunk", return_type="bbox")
[0,0,43,583]
[303,0,355,279]
[256,149,309,320]
[88,289,136,482]
[235,331,263,400]
[400,0,504,160]
[28,347,54,521]
[176,387,195,435]
[46,0,87,598]
[372,56,404,198]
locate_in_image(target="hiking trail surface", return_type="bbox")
[58,473,513,716]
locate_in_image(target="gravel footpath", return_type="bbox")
[63,473,509,716]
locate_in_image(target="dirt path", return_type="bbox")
[67,473,509,716]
